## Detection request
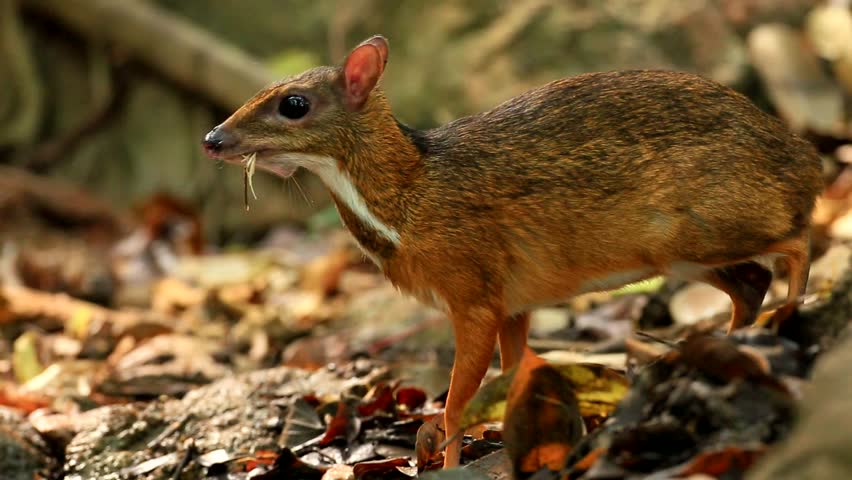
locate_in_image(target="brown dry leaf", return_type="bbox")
[357,381,398,417]
[0,291,13,325]
[352,457,412,479]
[504,347,583,476]
[151,277,205,313]
[669,335,787,392]
[396,387,427,412]
[320,401,360,447]
[282,334,353,370]
[240,449,279,472]
[300,247,353,296]
[263,448,327,478]
[0,384,51,413]
[680,446,766,476]
[415,414,445,471]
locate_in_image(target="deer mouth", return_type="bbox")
[210,149,299,179]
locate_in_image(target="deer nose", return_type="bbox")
[202,126,235,155]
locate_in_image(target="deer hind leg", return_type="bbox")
[756,231,811,329]
[498,312,530,372]
[696,261,773,333]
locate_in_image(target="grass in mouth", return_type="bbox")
[243,152,258,211]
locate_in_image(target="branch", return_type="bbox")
[19,0,275,111]
[0,0,44,146]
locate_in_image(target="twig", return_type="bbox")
[0,283,170,336]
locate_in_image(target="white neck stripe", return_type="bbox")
[269,153,401,246]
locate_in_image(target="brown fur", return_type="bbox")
[205,37,823,468]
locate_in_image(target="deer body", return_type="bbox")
[203,36,822,468]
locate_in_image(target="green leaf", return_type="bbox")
[457,361,630,431]
[458,369,516,432]
[612,276,664,296]
[13,331,44,383]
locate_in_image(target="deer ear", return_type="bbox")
[341,36,388,111]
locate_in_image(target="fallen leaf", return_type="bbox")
[673,335,773,384]
[300,247,353,296]
[358,381,397,416]
[457,358,629,434]
[283,334,352,370]
[197,449,231,468]
[396,387,427,411]
[241,449,279,472]
[0,385,50,413]
[680,446,766,476]
[352,457,412,479]
[550,362,629,418]
[67,306,94,340]
[13,331,44,383]
[256,448,326,479]
[504,348,583,477]
[415,414,445,470]
[280,397,326,449]
[457,373,513,433]
[320,401,360,447]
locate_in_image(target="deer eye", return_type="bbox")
[278,95,310,119]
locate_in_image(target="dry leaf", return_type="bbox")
[504,348,583,476]
[457,356,629,433]
[415,414,445,470]
[680,446,765,476]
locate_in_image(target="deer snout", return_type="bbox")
[202,125,237,157]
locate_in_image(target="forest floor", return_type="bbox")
[1,162,852,479]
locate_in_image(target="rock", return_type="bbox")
[747,328,852,480]
[64,364,388,479]
[0,406,60,480]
